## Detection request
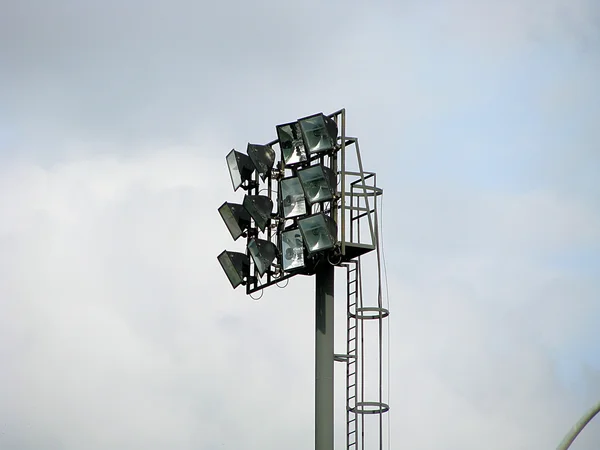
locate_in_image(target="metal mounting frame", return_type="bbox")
[243,109,382,294]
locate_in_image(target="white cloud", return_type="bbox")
[1,0,599,448]
[1,146,598,449]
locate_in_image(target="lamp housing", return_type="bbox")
[281,228,305,272]
[279,176,307,219]
[217,250,250,289]
[298,113,338,155]
[218,202,251,241]
[248,238,278,276]
[226,149,256,191]
[247,143,275,181]
[276,121,308,167]
[298,213,338,254]
[243,195,273,231]
[297,164,337,205]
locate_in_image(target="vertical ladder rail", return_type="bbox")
[346,260,359,450]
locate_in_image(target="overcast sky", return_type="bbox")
[1,1,600,449]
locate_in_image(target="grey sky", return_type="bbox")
[1,1,600,449]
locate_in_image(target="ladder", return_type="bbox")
[346,259,359,450]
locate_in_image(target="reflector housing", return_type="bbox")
[281,228,305,272]
[298,213,337,254]
[276,121,307,167]
[298,113,338,155]
[297,165,336,205]
[243,195,273,231]
[279,177,307,219]
[248,238,278,276]
[217,250,249,289]
[226,149,255,191]
[218,202,251,241]
[247,143,275,181]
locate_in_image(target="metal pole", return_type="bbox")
[315,262,335,450]
[556,400,600,450]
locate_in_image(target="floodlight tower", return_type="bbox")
[217,109,388,450]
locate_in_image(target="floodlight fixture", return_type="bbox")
[276,121,308,167]
[218,202,251,241]
[217,250,250,289]
[298,113,338,155]
[247,143,275,181]
[281,228,305,272]
[297,164,337,205]
[226,149,255,191]
[243,195,273,231]
[248,238,278,276]
[279,177,307,219]
[298,213,338,254]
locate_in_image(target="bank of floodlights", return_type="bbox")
[218,112,341,293]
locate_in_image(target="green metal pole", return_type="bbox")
[315,263,335,450]
[556,400,600,450]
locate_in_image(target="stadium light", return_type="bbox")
[276,121,308,167]
[298,113,338,155]
[281,228,305,272]
[243,195,273,231]
[248,238,278,276]
[280,176,307,219]
[226,149,256,191]
[298,213,337,254]
[247,143,275,181]
[217,250,250,289]
[218,109,386,450]
[218,202,251,241]
[297,164,336,205]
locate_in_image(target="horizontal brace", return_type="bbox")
[353,210,375,220]
[343,170,376,178]
[246,271,297,295]
[345,205,372,212]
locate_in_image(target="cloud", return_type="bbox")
[0,151,319,450]
[1,0,599,448]
[1,145,599,449]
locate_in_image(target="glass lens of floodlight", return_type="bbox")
[280,177,307,219]
[299,114,338,154]
[217,250,249,289]
[298,213,337,253]
[276,122,307,166]
[297,165,336,205]
[248,238,278,276]
[247,144,275,181]
[226,149,255,191]
[281,228,305,272]
[243,195,273,231]
[218,202,250,241]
